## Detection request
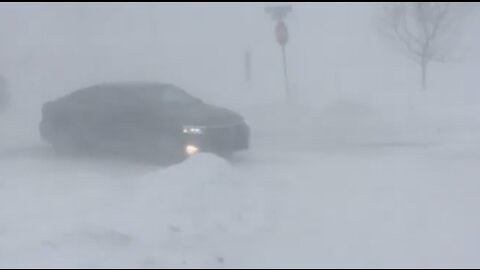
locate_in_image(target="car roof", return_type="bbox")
[56,82,192,110]
[71,82,178,98]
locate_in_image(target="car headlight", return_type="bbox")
[185,144,200,155]
[182,125,204,135]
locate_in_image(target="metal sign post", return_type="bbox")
[266,5,292,101]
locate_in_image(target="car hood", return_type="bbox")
[176,103,244,126]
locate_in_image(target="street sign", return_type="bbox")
[265,5,293,101]
[265,5,292,21]
[276,21,289,46]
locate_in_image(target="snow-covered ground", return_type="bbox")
[1,101,480,268]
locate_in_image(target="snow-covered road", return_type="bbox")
[1,107,480,268]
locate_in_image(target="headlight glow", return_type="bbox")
[185,145,200,155]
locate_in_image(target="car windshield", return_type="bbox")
[162,86,199,105]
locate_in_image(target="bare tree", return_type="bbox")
[378,3,474,90]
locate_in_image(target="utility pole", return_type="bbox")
[265,5,292,101]
[245,49,252,84]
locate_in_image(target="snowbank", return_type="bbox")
[0,153,274,268]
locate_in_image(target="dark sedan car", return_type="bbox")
[40,82,250,163]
